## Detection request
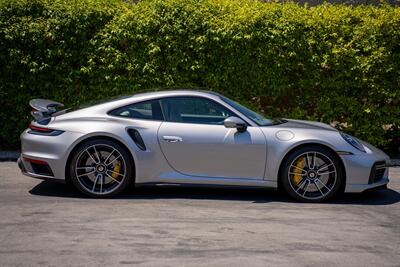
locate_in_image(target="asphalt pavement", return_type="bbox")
[0,162,399,267]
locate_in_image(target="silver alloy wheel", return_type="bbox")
[75,144,126,195]
[287,151,337,200]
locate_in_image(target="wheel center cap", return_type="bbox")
[97,165,106,173]
[308,171,316,179]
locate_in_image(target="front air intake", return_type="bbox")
[368,161,386,184]
[127,129,146,151]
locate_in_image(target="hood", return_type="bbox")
[278,119,337,131]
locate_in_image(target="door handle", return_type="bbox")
[162,136,183,143]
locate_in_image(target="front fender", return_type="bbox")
[261,127,356,181]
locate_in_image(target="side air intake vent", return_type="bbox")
[127,129,146,151]
[368,161,386,184]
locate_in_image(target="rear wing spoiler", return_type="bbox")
[30,99,65,121]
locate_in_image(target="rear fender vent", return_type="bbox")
[127,129,146,151]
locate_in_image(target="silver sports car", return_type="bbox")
[18,90,390,202]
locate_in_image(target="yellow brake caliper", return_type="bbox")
[111,160,121,181]
[293,157,305,186]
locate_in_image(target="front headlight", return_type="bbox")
[340,132,366,152]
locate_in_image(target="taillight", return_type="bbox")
[29,123,53,133]
[28,123,64,136]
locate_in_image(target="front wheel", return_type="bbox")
[281,146,343,203]
[69,139,134,197]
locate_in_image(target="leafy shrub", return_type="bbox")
[0,0,399,153]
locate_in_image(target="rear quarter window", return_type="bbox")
[109,100,164,121]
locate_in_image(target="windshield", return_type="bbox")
[219,96,275,126]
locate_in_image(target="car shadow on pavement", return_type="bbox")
[29,180,400,205]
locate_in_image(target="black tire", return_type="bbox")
[69,138,134,198]
[281,145,343,203]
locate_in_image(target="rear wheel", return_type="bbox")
[69,139,134,197]
[281,146,343,202]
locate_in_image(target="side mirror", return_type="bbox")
[224,116,247,133]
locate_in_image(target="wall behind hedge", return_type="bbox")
[0,0,399,153]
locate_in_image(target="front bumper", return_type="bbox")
[345,177,389,193]
[342,144,390,193]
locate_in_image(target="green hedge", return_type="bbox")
[1,0,399,153]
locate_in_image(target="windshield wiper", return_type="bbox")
[270,118,287,125]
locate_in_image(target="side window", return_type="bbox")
[110,100,164,121]
[160,97,233,124]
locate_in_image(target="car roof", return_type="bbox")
[56,90,226,120]
[54,89,261,127]
[104,89,225,108]
[128,89,222,100]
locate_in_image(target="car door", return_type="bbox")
[157,96,267,179]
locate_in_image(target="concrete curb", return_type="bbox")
[391,158,400,167]
[0,151,20,162]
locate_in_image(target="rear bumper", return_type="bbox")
[17,156,64,182]
[19,128,85,181]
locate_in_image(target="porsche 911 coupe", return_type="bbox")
[18,90,390,202]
